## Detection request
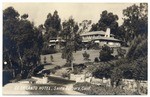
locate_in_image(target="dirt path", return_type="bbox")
[3,83,84,95]
[3,83,31,95]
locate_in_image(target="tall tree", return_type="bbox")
[60,17,79,70]
[90,10,119,37]
[90,23,98,31]
[99,45,114,62]
[117,25,125,41]
[3,7,43,78]
[122,3,148,45]
[44,10,61,39]
[122,3,148,93]
[79,20,92,33]
[3,7,20,69]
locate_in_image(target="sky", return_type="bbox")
[3,3,138,27]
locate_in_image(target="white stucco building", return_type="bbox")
[80,28,121,48]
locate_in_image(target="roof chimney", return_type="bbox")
[105,28,110,37]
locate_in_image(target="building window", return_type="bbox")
[108,42,114,45]
[116,43,120,46]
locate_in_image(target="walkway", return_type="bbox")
[3,75,85,95]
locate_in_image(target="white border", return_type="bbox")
[0,0,149,97]
[1,0,149,3]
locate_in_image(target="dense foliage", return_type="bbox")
[120,3,148,45]
[92,4,148,87]
[99,45,114,62]
[44,10,61,39]
[60,18,78,68]
[3,7,43,78]
[90,10,119,37]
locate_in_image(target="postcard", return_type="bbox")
[2,2,148,95]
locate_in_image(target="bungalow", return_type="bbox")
[80,28,122,48]
[49,37,65,51]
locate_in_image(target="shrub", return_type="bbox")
[94,57,99,63]
[92,67,111,79]
[117,47,126,58]
[73,67,82,74]
[64,63,71,67]
[54,66,61,70]
[42,46,57,55]
[62,72,69,78]
[50,55,54,62]
[51,69,56,74]
[44,56,47,63]
[99,45,114,62]
[84,62,93,65]
[82,51,90,60]
[91,43,100,50]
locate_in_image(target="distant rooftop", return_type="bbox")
[80,31,114,36]
[80,31,105,36]
[94,37,121,42]
[82,37,121,43]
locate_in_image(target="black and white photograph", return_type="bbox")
[2,1,148,95]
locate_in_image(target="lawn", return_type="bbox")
[40,49,100,69]
[40,47,129,67]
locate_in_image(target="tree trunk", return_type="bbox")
[7,54,16,78]
[71,61,74,72]
[8,54,13,68]
[17,47,24,78]
[17,47,23,67]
